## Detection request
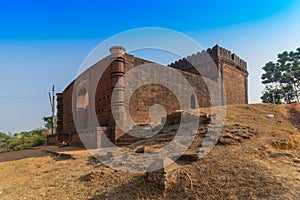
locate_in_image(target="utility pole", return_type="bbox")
[48,85,55,135]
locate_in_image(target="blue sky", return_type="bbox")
[0,0,300,133]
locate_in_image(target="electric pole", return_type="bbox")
[48,85,55,135]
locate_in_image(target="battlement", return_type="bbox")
[168,50,209,70]
[169,45,247,72]
[207,45,247,70]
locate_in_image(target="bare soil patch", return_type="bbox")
[0,103,300,199]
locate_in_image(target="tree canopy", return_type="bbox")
[0,129,49,152]
[261,47,300,103]
[43,116,57,130]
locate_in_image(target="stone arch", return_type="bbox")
[76,87,89,129]
[77,87,89,110]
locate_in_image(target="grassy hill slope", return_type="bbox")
[0,103,299,199]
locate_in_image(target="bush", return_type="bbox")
[0,129,48,153]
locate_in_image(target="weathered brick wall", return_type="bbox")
[180,70,212,108]
[56,93,63,132]
[69,132,84,147]
[129,84,181,124]
[95,54,154,139]
[57,54,216,140]
[47,134,58,145]
[95,63,113,128]
[56,54,154,141]
[55,45,248,146]
[62,83,76,133]
[47,133,69,145]
[169,45,248,105]
[128,69,211,124]
[223,62,247,104]
[122,55,211,125]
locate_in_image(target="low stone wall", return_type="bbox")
[69,133,84,147]
[47,134,70,146]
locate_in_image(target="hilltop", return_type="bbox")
[0,103,299,199]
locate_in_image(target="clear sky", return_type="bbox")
[0,0,300,133]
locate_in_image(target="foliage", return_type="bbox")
[0,129,49,153]
[43,116,57,130]
[261,47,300,104]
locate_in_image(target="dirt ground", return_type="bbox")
[0,103,300,199]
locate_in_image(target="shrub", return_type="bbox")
[0,129,48,153]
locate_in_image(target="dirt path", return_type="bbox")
[0,145,83,162]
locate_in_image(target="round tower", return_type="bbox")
[110,46,126,141]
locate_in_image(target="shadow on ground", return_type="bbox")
[0,145,84,162]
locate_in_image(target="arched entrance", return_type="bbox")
[76,87,89,129]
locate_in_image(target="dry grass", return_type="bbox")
[0,103,300,199]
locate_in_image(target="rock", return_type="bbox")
[97,152,113,161]
[222,133,243,142]
[59,141,69,148]
[293,158,300,163]
[233,131,251,139]
[58,153,75,160]
[134,146,145,153]
[218,137,235,145]
[145,157,178,190]
[217,125,258,146]
[176,154,199,163]
[87,156,100,165]
[269,153,293,158]
[198,127,207,134]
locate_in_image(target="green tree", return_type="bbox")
[0,129,47,153]
[31,128,44,136]
[261,47,300,103]
[0,132,10,140]
[43,116,55,130]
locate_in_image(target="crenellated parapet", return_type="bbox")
[207,45,247,71]
[168,50,208,70]
[169,45,247,73]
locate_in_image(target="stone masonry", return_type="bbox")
[47,45,248,147]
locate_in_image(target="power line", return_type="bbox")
[0,96,45,99]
